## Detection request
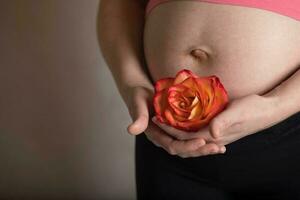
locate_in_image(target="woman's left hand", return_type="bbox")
[152,94,281,158]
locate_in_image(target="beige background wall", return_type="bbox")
[0,0,136,199]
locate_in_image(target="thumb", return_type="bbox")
[127,88,152,135]
[209,108,236,139]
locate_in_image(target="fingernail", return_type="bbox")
[220,146,226,154]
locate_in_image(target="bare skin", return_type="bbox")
[98,0,300,158]
[144,1,300,100]
[140,1,300,157]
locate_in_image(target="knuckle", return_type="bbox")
[211,119,225,138]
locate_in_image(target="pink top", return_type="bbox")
[146,0,300,21]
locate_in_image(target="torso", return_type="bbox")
[143,1,300,100]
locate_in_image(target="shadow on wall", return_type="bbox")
[0,0,135,199]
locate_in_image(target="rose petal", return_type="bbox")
[190,96,200,107]
[203,76,228,117]
[168,96,190,116]
[168,84,197,117]
[163,104,209,132]
[168,84,188,93]
[164,108,178,127]
[153,69,229,132]
[175,117,211,132]
[171,79,197,107]
[168,95,190,117]
[153,89,169,123]
[188,101,203,120]
[165,113,210,132]
[155,78,174,92]
[180,77,206,108]
[194,78,216,117]
[173,69,198,85]
[173,113,187,121]
[176,76,198,89]
[204,78,228,118]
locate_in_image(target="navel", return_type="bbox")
[190,49,209,60]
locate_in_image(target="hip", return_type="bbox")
[135,110,300,188]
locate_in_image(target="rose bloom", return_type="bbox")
[153,69,229,132]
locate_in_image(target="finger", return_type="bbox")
[127,88,151,135]
[167,138,206,155]
[145,123,206,155]
[209,105,243,139]
[144,123,165,147]
[209,118,226,139]
[179,143,226,158]
[152,116,211,141]
[144,123,174,151]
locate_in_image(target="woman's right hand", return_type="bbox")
[125,86,155,135]
[125,85,222,158]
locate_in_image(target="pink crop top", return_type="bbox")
[146,0,300,21]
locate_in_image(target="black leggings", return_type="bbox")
[135,111,300,200]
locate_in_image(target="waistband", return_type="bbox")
[146,0,300,22]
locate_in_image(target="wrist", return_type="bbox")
[119,80,154,108]
[107,62,154,103]
[119,78,154,95]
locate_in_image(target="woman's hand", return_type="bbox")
[125,85,155,135]
[152,94,281,158]
[126,85,221,155]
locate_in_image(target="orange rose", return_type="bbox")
[153,69,229,132]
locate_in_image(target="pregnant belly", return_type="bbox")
[143,1,300,100]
